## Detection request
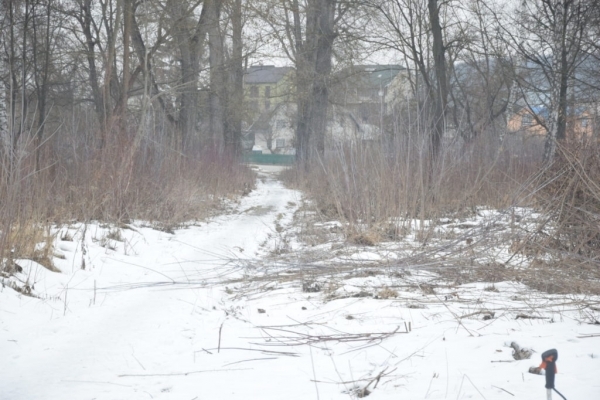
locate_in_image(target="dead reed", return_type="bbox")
[0,114,254,274]
[283,132,543,239]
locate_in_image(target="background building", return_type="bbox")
[244,65,295,121]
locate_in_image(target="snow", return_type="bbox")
[1,167,600,400]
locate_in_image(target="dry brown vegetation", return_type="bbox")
[0,127,255,274]
[281,134,600,295]
[538,143,600,258]
[283,133,543,231]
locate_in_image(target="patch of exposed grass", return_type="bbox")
[1,223,59,273]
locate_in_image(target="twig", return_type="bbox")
[492,385,515,396]
[218,321,224,353]
[63,285,68,316]
[424,372,436,399]
[445,348,449,398]
[362,366,396,395]
[464,374,487,400]
[200,347,299,356]
[515,314,548,320]
[456,374,466,400]
[222,357,277,366]
[254,325,404,346]
[460,310,495,319]
[577,333,600,338]
[438,299,477,337]
[61,380,130,387]
[132,353,146,370]
[118,368,251,377]
[309,345,320,400]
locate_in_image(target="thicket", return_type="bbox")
[0,110,254,274]
[531,142,600,280]
[284,132,543,235]
[282,132,600,292]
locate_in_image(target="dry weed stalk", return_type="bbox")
[282,133,541,246]
[282,134,600,296]
[0,117,254,276]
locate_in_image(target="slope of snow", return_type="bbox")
[1,167,599,400]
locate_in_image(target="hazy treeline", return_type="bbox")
[0,1,598,220]
[1,1,600,165]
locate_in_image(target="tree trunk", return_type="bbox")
[223,0,243,157]
[428,0,448,166]
[32,0,52,171]
[295,0,337,166]
[130,5,177,126]
[8,0,17,160]
[0,0,9,154]
[544,0,569,162]
[169,0,210,151]
[207,0,225,150]
[120,0,132,136]
[16,0,30,151]
[81,0,108,138]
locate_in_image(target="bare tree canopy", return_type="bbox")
[0,0,599,169]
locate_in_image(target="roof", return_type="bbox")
[244,65,294,84]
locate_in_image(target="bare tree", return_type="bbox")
[447,0,512,143]
[293,0,338,163]
[223,0,244,156]
[59,0,121,145]
[427,0,449,162]
[0,0,9,153]
[363,0,454,172]
[502,0,592,160]
[120,0,132,134]
[165,0,210,150]
[251,0,360,165]
[31,0,55,170]
[204,0,245,155]
[207,0,225,149]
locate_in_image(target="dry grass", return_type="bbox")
[537,142,600,258]
[377,287,398,299]
[282,133,542,244]
[281,132,600,295]
[1,222,58,272]
[0,117,255,275]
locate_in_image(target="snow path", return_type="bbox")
[2,167,600,400]
[1,168,305,400]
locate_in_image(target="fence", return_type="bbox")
[243,153,295,165]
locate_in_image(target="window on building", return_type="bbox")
[276,138,286,148]
[250,101,258,112]
[581,118,590,128]
[265,100,271,110]
[250,86,259,98]
[275,120,286,129]
[265,86,271,98]
[522,113,533,127]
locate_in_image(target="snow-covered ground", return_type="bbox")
[1,166,599,400]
